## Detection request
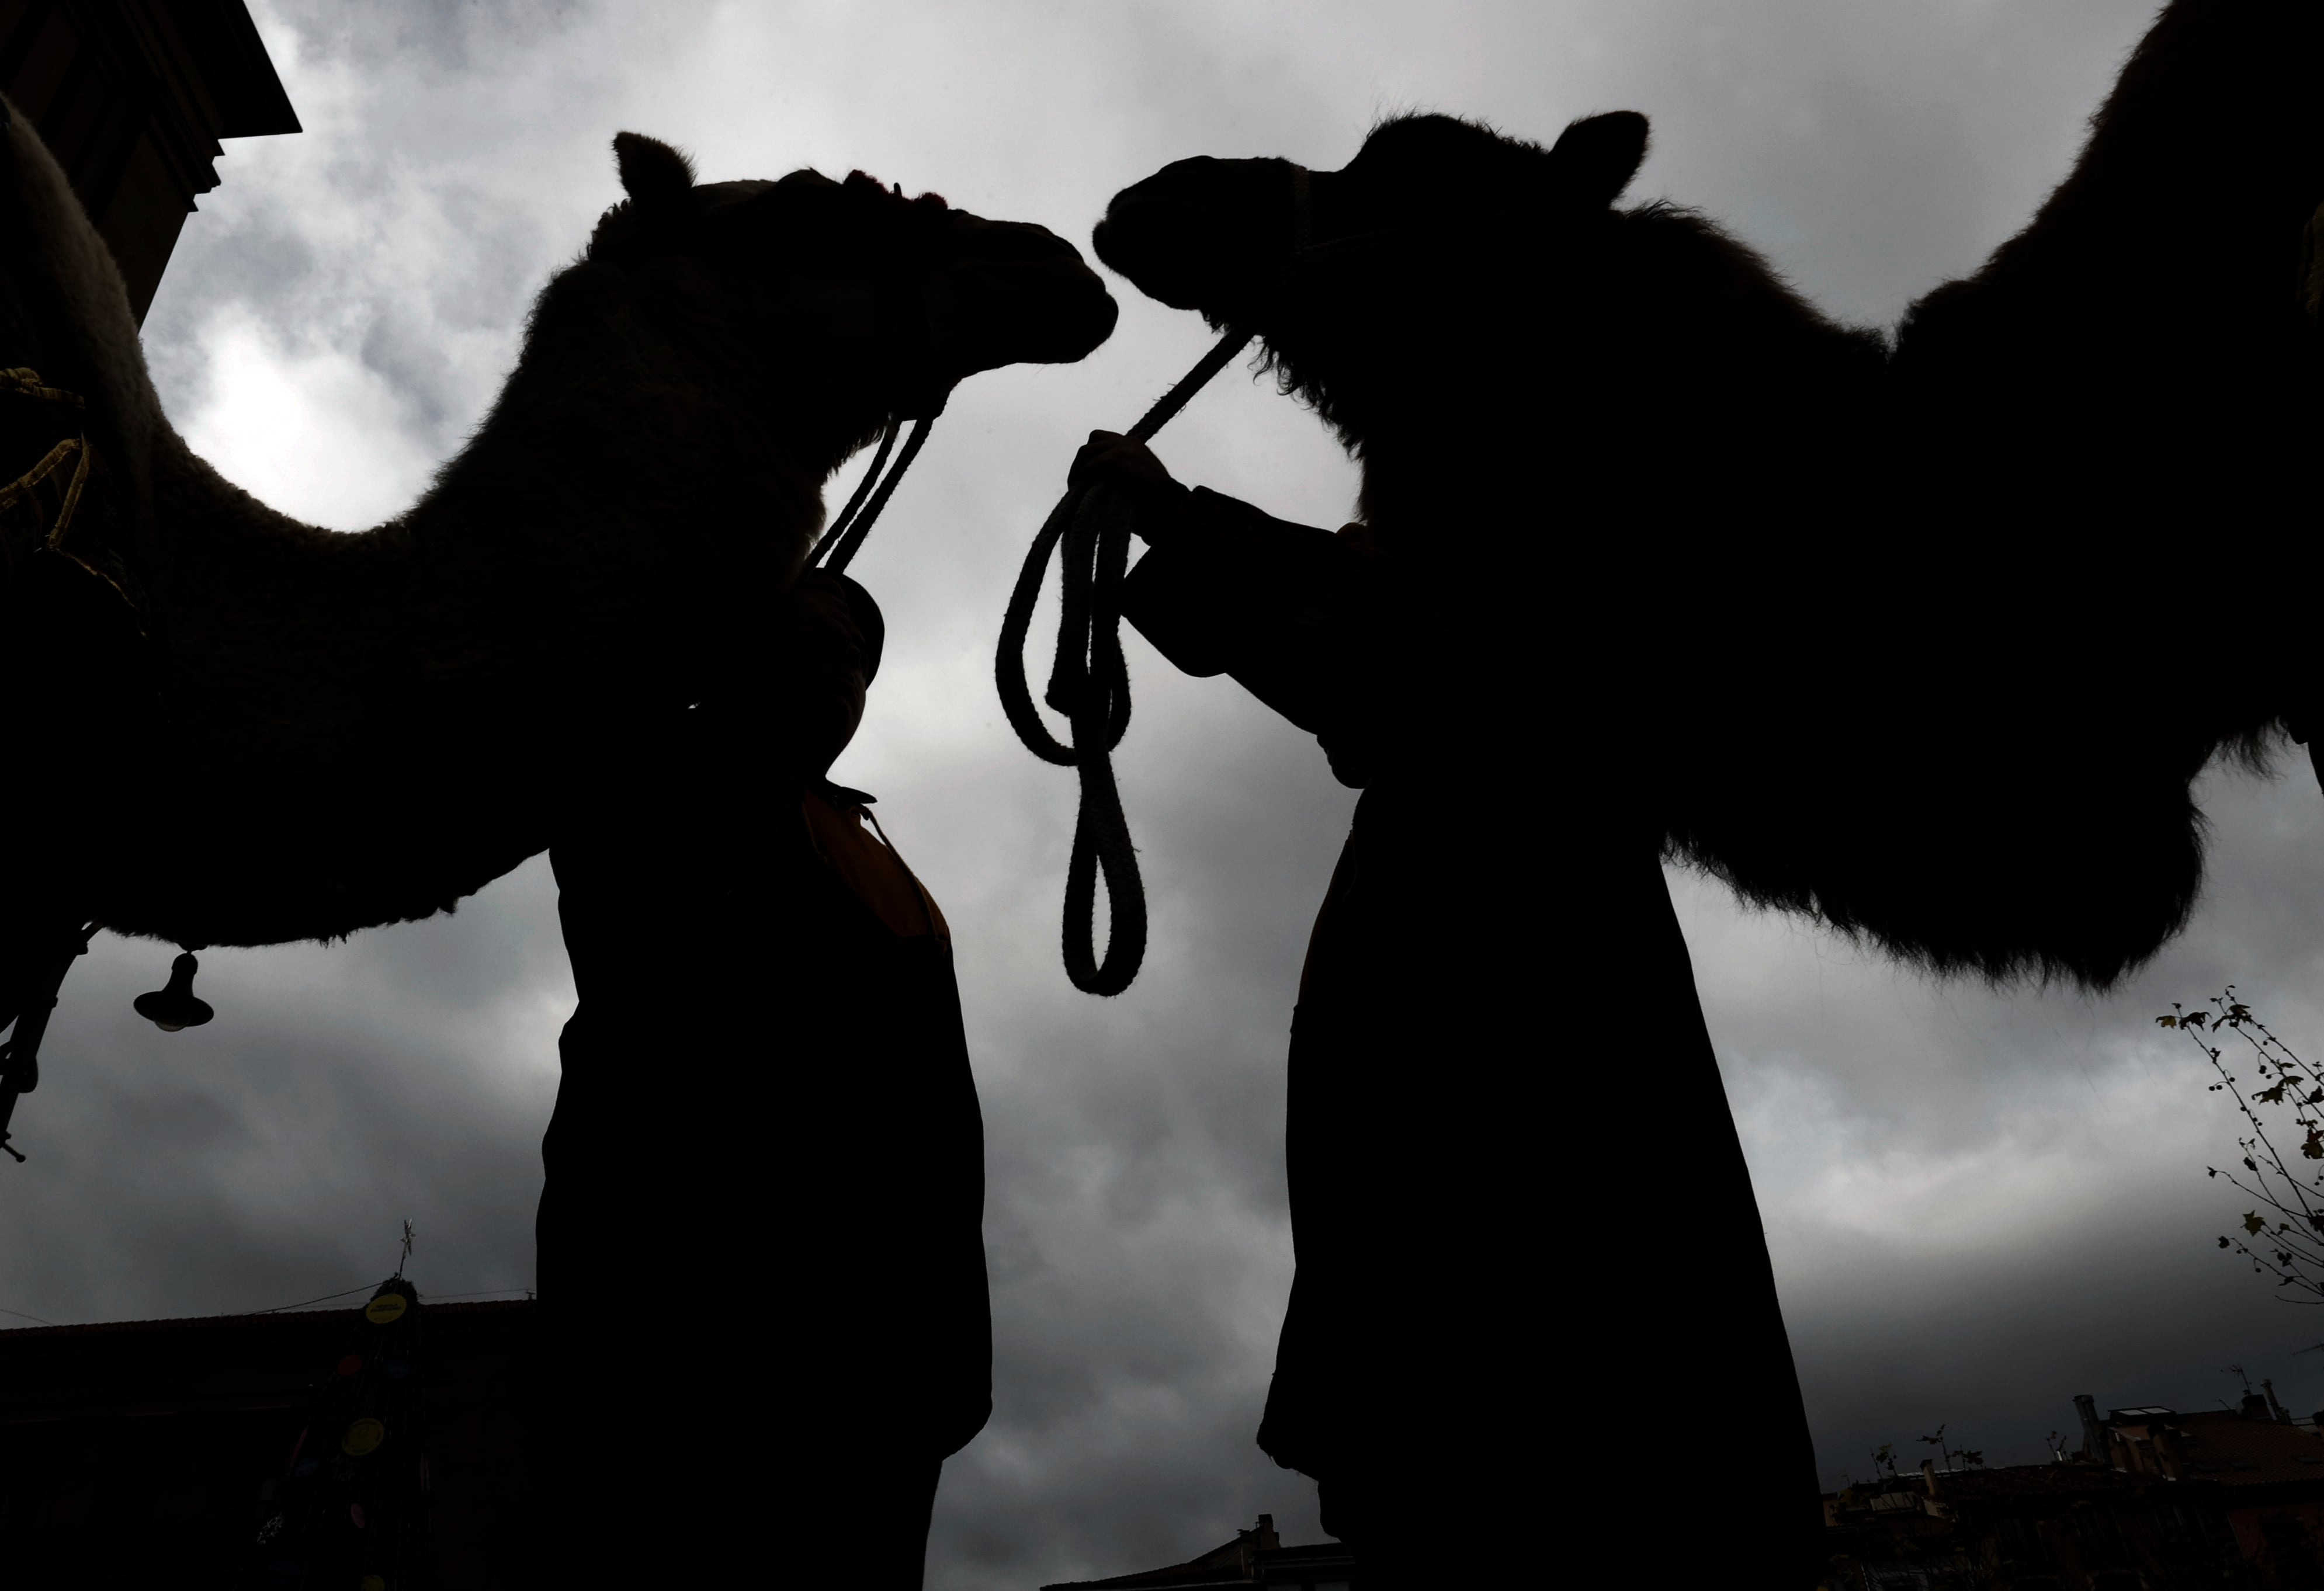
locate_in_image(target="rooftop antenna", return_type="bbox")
[2225,1363,2253,1395]
[394,1220,414,1279]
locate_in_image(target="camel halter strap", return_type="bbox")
[811,408,938,575]
[997,163,1310,997]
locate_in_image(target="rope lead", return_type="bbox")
[997,328,1254,995]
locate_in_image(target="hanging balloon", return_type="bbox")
[364,1294,408,1326]
[341,1418,385,1457]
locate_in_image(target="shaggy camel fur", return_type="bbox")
[0,115,1112,970]
[1087,0,2322,1582]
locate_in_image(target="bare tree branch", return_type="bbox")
[2172,990,2324,1306]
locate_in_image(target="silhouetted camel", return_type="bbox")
[1,113,1115,1581]
[0,118,1112,957]
[1084,1,2322,1582]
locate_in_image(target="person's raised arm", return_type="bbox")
[1076,432,1404,786]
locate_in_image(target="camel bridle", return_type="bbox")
[810,406,940,576]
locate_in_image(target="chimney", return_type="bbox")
[2242,1392,2273,1421]
[1921,1457,1939,1493]
[2074,1394,2107,1463]
[1254,1514,1278,1552]
[2264,1379,2293,1424]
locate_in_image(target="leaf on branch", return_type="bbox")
[2305,1129,2324,1161]
[2247,1212,2269,1235]
[2222,1236,2234,1248]
[2259,1085,2290,1104]
[2188,1012,2211,1029]
[2160,1015,2180,1028]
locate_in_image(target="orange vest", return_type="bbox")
[798,787,950,942]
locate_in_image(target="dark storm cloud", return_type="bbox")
[12,2,2310,1586]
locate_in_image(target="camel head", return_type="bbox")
[1088,112,1669,460]
[1092,112,1647,331]
[587,133,1116,445]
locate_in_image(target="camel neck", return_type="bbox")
[114,275,885,946]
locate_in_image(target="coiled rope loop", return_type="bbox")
[996,328,1254,995]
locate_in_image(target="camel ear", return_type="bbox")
[1545,111,1648,209]
[613,131,696,209]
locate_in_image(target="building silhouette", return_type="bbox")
[1042,1514,1355,1591]
[1826,1394,2324,1589]
[0,1298,538,1586]
[1,0,299,322]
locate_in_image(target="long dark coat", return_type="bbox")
[535,706,988,1582]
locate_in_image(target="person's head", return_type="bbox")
[766,569,884,780]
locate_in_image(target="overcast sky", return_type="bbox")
[8,1,2320,1584]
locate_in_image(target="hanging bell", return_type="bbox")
[133,950,214,1033]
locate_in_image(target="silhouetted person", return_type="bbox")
[1076,436,1753,1583]
[537,569,987,1584]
